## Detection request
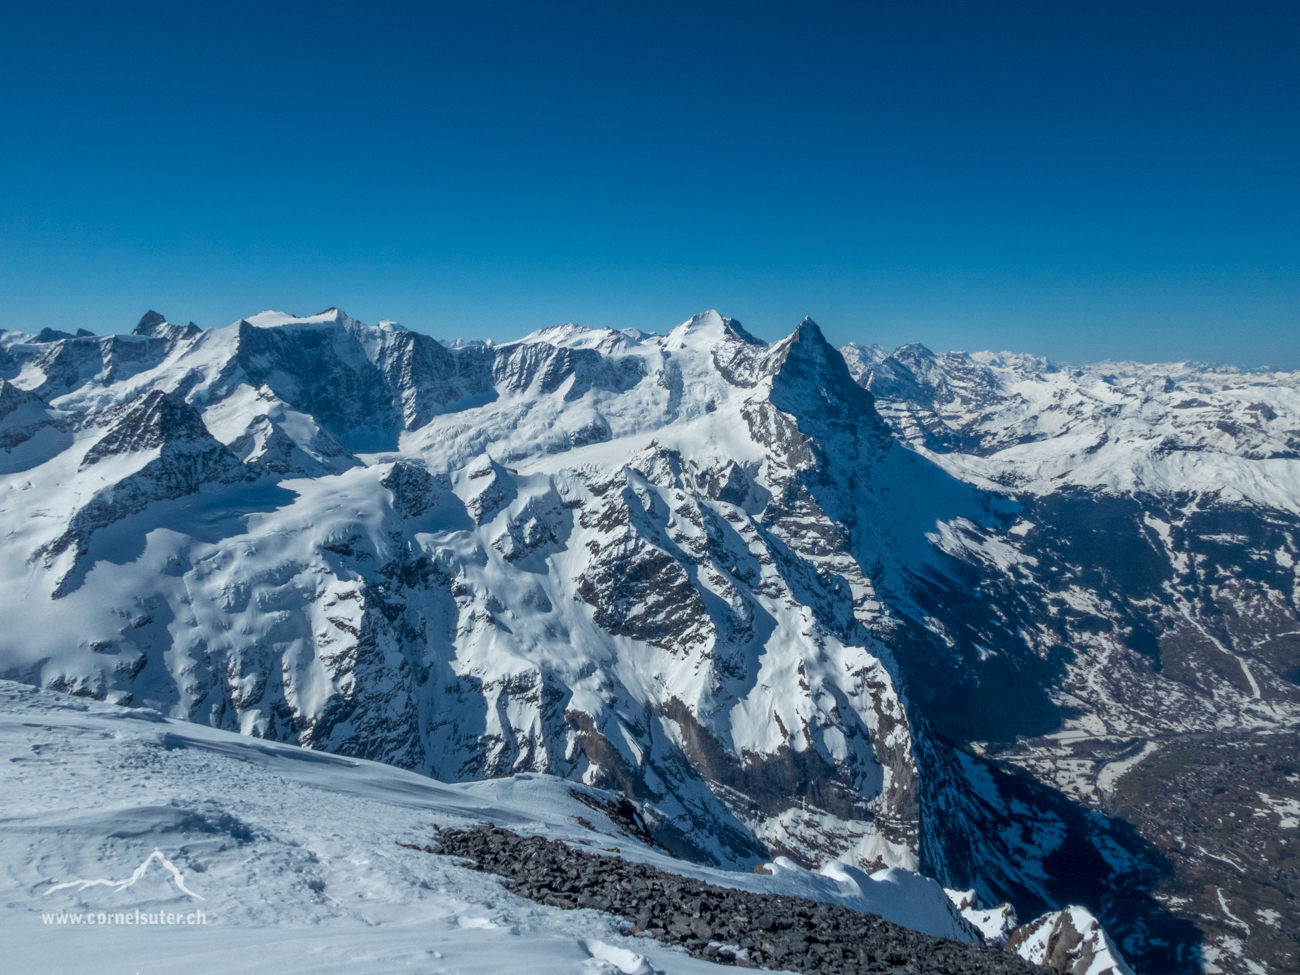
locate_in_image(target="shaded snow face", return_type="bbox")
[1,309,1295,974]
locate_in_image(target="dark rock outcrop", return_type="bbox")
[433,824,1046,975]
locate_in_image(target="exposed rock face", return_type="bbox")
[0,380,66,455]
[82,387,216,462]
[1,309,1297,973]
[219,315,405,451]
[575,470,717,654]
[335,318,491,431]
[382,458,442,518]
[457,455,516,524]
[946,888,1017,947]
[1006,906,1134,975]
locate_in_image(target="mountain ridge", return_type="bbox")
[1,309,1296,974]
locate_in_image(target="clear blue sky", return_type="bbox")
[2,1,1297,367]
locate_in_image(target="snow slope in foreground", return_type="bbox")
[0,681,977,975]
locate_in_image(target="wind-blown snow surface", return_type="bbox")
[2,307,1296,973]
[0,680,976,975]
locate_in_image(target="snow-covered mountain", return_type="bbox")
[840,341,1300,502]
[1,308,1296,974]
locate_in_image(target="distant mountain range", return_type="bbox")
[2,308,1296,975]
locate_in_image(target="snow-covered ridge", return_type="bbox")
[0,680,985,974]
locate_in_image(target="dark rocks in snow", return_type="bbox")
[434,824,1046,975]
[576,538,713,653]
[492,494,561,561]
[382,458,440,518]
[461,456,516,524]
[1005,912,1104,975]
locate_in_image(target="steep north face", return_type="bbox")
[1,310,1297,974]
[843,342,1300,975]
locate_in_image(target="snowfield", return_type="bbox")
[1,680,983,975]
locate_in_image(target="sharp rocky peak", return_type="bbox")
[129,309,202,346]
[83,389,219,463]
[767,317,891,443]
[132,310,169,337]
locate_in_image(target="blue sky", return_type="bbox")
[2,1,1297,366]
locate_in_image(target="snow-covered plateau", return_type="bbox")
[2,308,1297,975]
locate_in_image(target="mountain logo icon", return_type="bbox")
[44,850,205,900]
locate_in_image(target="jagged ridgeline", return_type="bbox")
[2,308,1298,975]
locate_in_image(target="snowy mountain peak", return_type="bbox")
[82,389,214,463]
[675,309,727,332]
[768,319,890,445]
[518,323,640,352]
[242,307,356,329]
[131,310,170,337]
[666,310,763,349]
